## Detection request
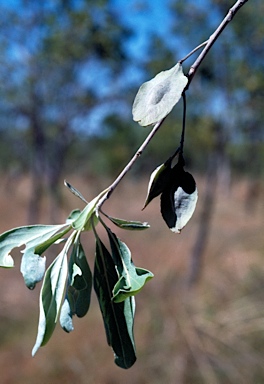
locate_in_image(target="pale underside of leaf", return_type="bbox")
[132,63,188,126]
[20,249,46,289]
[171,187,198,233]
[60,299,74,333]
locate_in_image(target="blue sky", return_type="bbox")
[112,0,173,59]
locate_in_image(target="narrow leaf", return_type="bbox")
[32,247,68,356]
[64,180,88,203]
[106,216,150,231]
[132,63,188,126]
[94,236,136,369]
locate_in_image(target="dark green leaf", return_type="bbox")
[74,262,92,317]
[94,236,136,369]
[32,247,68,356]
[60,239,92,332]
[132,63,188,126]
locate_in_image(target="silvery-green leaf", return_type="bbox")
[20,249,46,290]
[0,224,69,268]
[32,247,68,356]
[132,63,188,126]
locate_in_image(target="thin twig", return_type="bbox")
[186,0,249,87]
[96,117,166,209]
[180,92,187,154]
[179,40,208,64]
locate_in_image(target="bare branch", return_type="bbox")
[97,117,166,209]
[187,0,249,86]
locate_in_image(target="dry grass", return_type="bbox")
[0,173,264,383]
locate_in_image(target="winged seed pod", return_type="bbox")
[132,63,188,126]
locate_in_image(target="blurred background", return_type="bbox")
[0,0,264,383]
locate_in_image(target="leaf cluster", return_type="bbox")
[0,183,152,369]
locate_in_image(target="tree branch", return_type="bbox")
[97,0,249,209]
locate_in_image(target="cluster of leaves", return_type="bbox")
[0,61,198,368]
[0,184,153,369]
